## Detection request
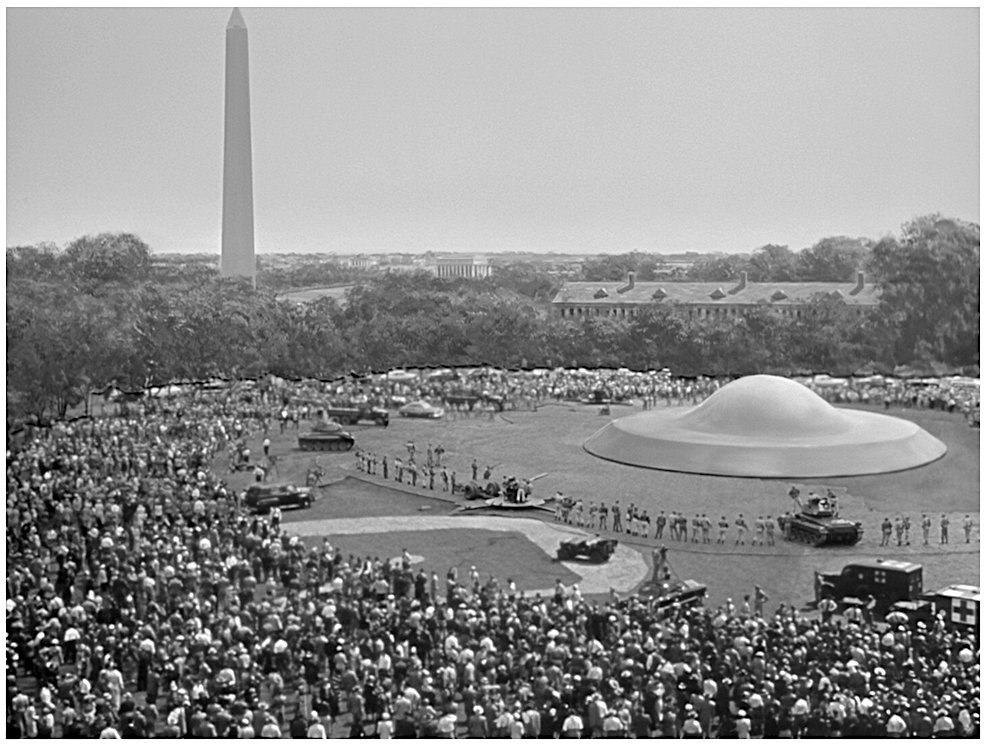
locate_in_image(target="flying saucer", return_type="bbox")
[583,375,947,478]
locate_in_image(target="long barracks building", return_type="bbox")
[552,271,880,321]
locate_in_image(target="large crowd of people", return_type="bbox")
[275,366,979,428]
[6,374,980,739]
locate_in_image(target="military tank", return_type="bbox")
[778,487,863,547]
[298,421,355,452]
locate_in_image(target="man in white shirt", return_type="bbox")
[377,712,394,739]
[306,712,327,739]
[886,711,908,737]
[562,711,584,738]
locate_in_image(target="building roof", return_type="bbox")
[552,278,880,306]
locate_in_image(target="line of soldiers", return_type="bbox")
[879,513,975,546]
[554,499,780,546]
[352,443,460,494]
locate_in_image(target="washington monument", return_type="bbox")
[221,8,255,280]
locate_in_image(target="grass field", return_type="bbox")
[225,400,979,613]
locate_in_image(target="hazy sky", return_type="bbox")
[6,7,980,255]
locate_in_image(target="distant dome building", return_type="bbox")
[584,375,946,478]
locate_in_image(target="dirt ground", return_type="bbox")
[225,401,979,613]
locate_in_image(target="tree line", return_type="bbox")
[6,215,979,421]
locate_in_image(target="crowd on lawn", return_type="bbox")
[263,367,979,428]
[6,381,980,739]
[126,367,978,434]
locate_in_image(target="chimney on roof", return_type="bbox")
[733,271,747,293]
[617,271,636,294]
[851,270,865,296]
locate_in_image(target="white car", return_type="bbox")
[399,400,445,419]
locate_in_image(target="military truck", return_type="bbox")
[814,558,923,613]
[444,389,505,412]
[890,584,980,636]
[557,536,619,563]
[324,405,389,426]
[298,421,356,452]
[778,488,863,546]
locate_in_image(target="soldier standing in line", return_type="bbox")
[752,516,765,547]
[880,517,893,546]
[735,514,749,545]
[588,502,598,529]
[408,463,417,488]
[701,514,712,543]
[921,513,932,545]
[450,471,457,493]
[598,501,609,531]
[717,516,729,544]
[764,515,776,546]
[678,513,689,541]
[395,457,404,483]
[894,516,905,547]
[940,514,949,544]
[655,511,667,540]
[668,511,678,541]
[902,515,912,546]
[963,514,974,543]
[611,501,622,533]
[428,467,435,490]
[471,459,478,481]
[691,514,701,543]
[441,468,450,492]
[382,456,388,480]
[642,511,652,538]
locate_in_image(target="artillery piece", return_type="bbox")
[778,487,863,547]
[460,472,547,502]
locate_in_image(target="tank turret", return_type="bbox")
[779,487,863,546]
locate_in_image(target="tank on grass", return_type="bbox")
[298,421,355,452]
[778,487,863,547]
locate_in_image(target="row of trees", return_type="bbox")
[581,236,873,284]
[6,216,979,421]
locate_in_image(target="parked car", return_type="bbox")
[244,483,315,513]
[398,400,445,419]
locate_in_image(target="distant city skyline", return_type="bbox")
[7,8,979,255]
